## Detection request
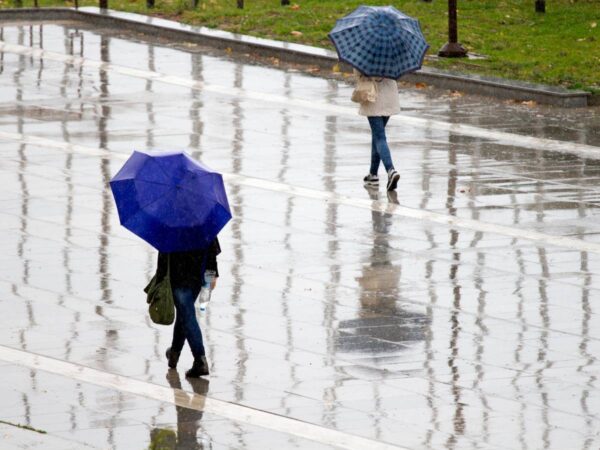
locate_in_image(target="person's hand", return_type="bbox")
[210,277,218,290]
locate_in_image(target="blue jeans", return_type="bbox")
[368,116,394,175]
[171,287,205,359]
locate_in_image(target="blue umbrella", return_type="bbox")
[329,6,429,79]
[110,150,231,253]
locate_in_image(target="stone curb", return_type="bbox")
[0,7,592,107]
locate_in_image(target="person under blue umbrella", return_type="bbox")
[110,150,232,378]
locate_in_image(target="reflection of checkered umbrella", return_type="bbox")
[328,6,429,79]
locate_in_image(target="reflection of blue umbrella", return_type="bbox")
[328,6,429,79]
[110,150,231,253]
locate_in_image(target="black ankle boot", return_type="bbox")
[185,355,209,378]
[166,347,180,369]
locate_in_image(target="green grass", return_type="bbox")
[5,0,600,92]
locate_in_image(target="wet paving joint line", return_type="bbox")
[3,128,600,255]
[2,41,600,159]
[223,173,600,254]
[477,166,600,193]
[0,345,407,450]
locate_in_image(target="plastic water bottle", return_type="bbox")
[198,270,216,312]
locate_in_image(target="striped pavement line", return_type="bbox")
[1,40,600,159]
[2,129,600,254]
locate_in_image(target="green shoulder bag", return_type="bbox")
[144,255,175,325]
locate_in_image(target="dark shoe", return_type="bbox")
[166,347,180,369]
[386,169,400,191]
[185,355,209,378]
[363,173,379,187]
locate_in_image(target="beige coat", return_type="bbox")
[355,71,401,117]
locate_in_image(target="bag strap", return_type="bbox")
[166,254,171,278]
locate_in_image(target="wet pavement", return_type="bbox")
[1,20,600,450]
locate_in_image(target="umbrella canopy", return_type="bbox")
[110,150,231,253]
[328,6,429,79]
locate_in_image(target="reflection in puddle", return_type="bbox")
[338,189,429,355]
[148,371,211,450]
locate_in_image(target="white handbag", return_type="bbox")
[351,78,378,103]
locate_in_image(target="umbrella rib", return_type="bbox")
[134,178,175,187]
[175,182,217,200]
[137,185,177,211]
[150,155,175,185]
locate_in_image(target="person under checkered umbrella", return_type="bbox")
[329,6,429,192]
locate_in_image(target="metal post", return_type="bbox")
[438,0,467,57]
[535,0,545,13]
[281,0,290,5]
[99,0,108,9]
[147,0,154,8]
[237,0,243,9]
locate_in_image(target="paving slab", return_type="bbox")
[1,19,600,450]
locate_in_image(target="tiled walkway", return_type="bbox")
[1,20,600,450]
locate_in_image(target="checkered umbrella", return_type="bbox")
[328,6,429,79]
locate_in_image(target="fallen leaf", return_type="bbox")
[291,30,303,37]
[592,22,597,28]
[577,38,586,42]
[450,90,463,97]
[521,100,537,107]
[225,47,232,54]
[290,3,300,10]
[415,82,427,89]
[332,63,341,73]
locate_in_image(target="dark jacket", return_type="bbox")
[156,238,220,293]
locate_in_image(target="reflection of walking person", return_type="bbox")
[353,69,401,192]
[154,239,221,378]
[148,372,210,449]
[357,190,401,315]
